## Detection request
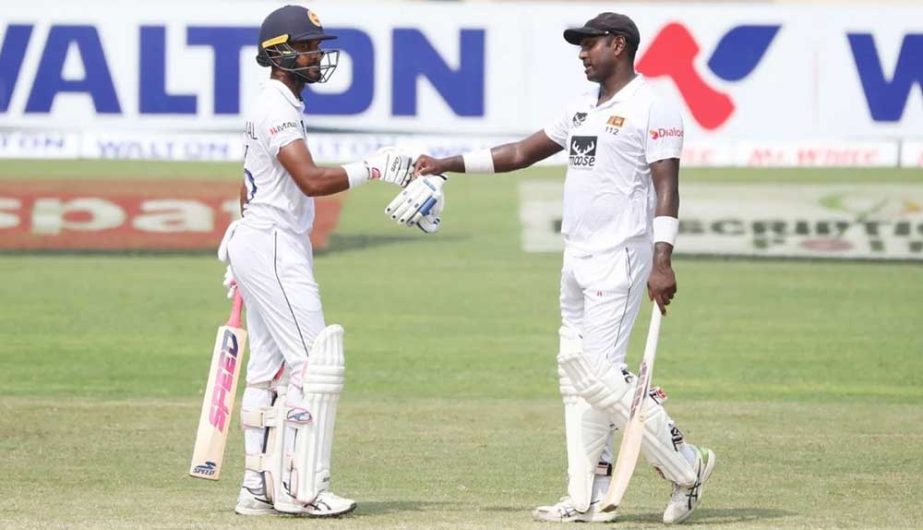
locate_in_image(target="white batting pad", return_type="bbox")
[240,380,287,504]
[558,328,613,512]
[558,345,697,487]
[285,325,345,505]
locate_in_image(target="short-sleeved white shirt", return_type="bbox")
[544,75,684,255]
[240,79,314,234]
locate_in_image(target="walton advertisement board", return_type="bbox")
[1,2,921,163]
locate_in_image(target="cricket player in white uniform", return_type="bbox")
[218,5,422,518]
[413,12,716,525]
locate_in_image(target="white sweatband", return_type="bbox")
[342,162,369,189]
[653,216,679,246]
[462,149,495,174]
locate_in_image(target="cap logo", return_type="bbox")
[308,10,322,27]
[261,34,289,49]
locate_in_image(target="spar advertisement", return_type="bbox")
[1,1,922,166]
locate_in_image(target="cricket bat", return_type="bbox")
[189,290,247,480]
[600,304,663,512]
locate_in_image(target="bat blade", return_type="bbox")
[600,305,663,512]
[189,292,247,480]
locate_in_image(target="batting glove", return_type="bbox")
[365,147,414,187]
[222,265,238,300]
[385,175,446,233]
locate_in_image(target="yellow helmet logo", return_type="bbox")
[308,10,322,27]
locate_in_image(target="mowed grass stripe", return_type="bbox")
[1,397,921,529]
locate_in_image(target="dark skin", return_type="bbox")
[239,39,350,207]
[414,34,680,314]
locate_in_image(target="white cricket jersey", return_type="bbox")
[544,75,684,255]
[240,79,314,234]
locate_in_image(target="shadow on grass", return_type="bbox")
[476,506,793,526]
[318,232,466,255]
[613,507,793,526]
[354,500,454,516]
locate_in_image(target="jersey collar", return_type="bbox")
[594,74,646,109]
[265,79,304,109]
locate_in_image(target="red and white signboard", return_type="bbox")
[0,181,344,251]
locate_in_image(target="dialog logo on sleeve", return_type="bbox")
[569,136,597,168]
[649,128,684,140]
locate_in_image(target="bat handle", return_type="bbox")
[227,290,244,328]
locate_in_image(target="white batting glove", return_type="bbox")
[222,265,238,300]
[385,175,447,233]
[365,147,413,187]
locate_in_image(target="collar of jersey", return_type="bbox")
[265,79,304,109]
[592,74,646,110]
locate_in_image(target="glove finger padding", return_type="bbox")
[385,175,446,225]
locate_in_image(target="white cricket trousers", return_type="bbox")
[225,223,326,387]
[559,239,653,368]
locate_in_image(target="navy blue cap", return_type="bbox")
[564,12,640,50]
[258,5,336,51]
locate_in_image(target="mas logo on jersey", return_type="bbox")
[569,135,597,168]
[268,121,299,136]
[638,23,780,130]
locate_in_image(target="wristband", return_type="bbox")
[342,162,368,189]
[653,216,679,246]
[462,149,495,174]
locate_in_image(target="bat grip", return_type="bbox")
[227,290,244,328]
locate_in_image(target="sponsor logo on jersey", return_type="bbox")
[569,135,597,168]
[572,112,588,127]
[650,127,684,140]
[269,121,299,136]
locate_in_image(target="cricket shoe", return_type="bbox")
[301,491,357,518]
[662,446,716,524]
[532,497,617,523]
[234,486,275,516]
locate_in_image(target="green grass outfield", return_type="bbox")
[1,161,922,529]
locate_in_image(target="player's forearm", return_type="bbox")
[491,143,535,172]
[290,167,350,197]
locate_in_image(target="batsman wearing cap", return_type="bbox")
[414,12,716,524]
[218,4,419,517]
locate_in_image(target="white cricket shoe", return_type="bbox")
[662,446,716,524]
[234,486,275,516]
[532,497,617,523]
[302,491,358,518]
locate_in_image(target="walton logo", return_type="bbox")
[638,23,780,130]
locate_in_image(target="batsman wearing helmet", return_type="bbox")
[218,4,415,517]
[414,12,716,525]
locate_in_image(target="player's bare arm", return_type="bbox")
[277,139,351,197]
[414,130,562,175]
[648,157,680,314]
